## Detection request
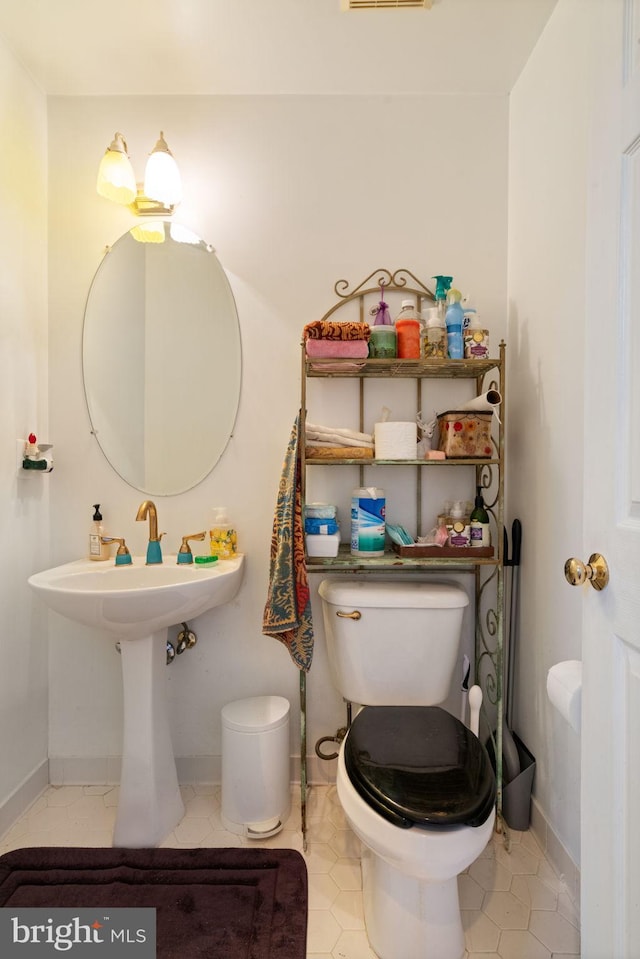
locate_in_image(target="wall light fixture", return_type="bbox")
[96,131,182,216]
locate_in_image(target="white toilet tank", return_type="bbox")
[318,579,469,706]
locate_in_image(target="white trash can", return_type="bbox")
[221,695,291,839]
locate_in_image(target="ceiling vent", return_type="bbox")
[341,1,432,9]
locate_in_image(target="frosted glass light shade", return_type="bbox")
[144,132,182,206]
[96,133,137,205]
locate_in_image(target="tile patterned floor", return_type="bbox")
[0,783,580,958]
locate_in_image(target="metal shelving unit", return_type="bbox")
[298,269,506,845]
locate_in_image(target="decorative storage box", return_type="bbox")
[437,411,493,458]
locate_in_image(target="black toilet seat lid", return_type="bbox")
[344,706,496,829]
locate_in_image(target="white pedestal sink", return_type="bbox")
[28,554,245,847]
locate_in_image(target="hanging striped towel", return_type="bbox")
[262,412,314,672]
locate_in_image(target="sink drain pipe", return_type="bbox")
[114,622,197,665]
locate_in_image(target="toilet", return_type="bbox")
[318,578,496,959]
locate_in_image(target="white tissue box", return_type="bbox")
[305,530,340,557]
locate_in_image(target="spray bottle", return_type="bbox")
[431,275,453,326]
[445,288,465,359]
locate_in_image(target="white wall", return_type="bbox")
[0,36,50,825]
[46,94,509,784]
[2,13,589,878]
[507,0,589,868]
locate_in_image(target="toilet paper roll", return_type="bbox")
[374,422,417,460]
[546,660,582,734]
[459,389,502,421]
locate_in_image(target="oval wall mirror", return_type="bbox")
[83,223,241,496]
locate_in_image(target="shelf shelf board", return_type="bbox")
[305,545,500,572]
[305,357,500,379]
[305,456,500,467]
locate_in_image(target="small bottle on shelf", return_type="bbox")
[470,487,491,547]
[422,307,447,359]
[445,288,465,359]
[394,300,422,359]
[448,500,471,547]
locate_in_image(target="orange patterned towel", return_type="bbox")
[303,320,370,342]
[262,413,314,672]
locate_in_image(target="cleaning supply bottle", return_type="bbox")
[210,507,238,559]
[89,504,110,561]
[470,486,491,547]
[445,288,464,359]
[394,300,421,359]
[431,275,453,327]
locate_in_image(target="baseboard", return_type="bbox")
[0,760,49,839]
[529,796,580,914]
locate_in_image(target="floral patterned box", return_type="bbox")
[436,411,493,458]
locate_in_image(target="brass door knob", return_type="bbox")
[564,553,609,590]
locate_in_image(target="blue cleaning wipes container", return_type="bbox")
[351,487,385,557]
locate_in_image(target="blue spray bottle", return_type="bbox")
[445,288,465,359]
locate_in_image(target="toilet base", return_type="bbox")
[361,845,464,959]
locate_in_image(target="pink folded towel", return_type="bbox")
[305,339,369,359]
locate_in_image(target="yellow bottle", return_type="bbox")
[210,507,237,560]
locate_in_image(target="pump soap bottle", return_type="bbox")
[463,306,490,359]
[210,507,238,560]
[89,504,110,561]
[422,307,446,359]
[470,487,491,547]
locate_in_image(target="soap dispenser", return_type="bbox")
[470,487,491,547]
[209,508,238,560]
[89,504,110,561]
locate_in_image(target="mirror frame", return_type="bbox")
[82,223,242,495]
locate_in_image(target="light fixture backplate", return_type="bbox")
[341,0,432,9]
[129,187,175,217]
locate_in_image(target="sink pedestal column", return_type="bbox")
[114,630,184,847]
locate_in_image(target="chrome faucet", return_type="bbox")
[136,500,164,565]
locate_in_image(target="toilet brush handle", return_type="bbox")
[468,685,483,738]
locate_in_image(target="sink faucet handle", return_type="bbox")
[101,536,132,566]
[177,531,206,565]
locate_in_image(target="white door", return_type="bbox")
[581,0,640,955]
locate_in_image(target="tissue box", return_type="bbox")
[437,411,493,458]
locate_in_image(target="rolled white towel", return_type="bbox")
[305,433,373,450]
[305,421,373,444]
